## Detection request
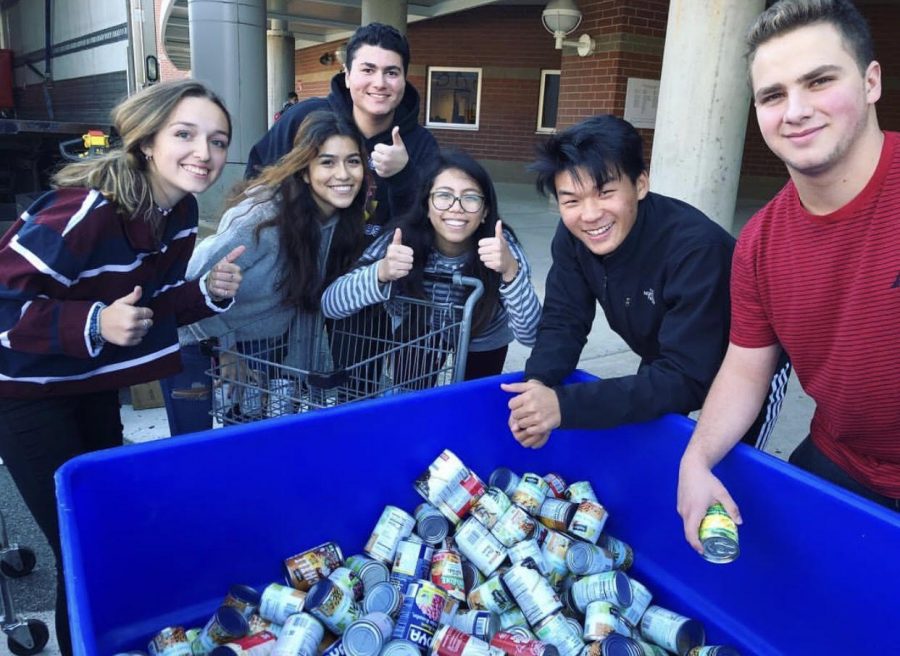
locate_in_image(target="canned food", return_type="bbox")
[582,601,627,642]
[331,566,367,602]
[148,626,191,656]
[491,505,537,547]
[414,450,486,524]
[488,468,521,496]
[247,614,281,638]
[566,501,607,544]
[616,578,653,628]
[343,612,396,656]
[567,572,633,613]
[381,640,424,656]
[259,583,307,625]
[454,516,508,577]
[284,542,344,591]
[532,613,584,656]
[306,577,363,634]
[272,613,325,656]
[471,487,513,530]
[462,557,486,594]
[686,647,741,656]
[266,377,297,417]
[322,637,347,656]
[363,581,404,617]
[596,535,633,571]
[564,483,598,504]
[565,543,615,576]
[441,595,463,627]
[468,573,515,614]
[431,546,467,601]
[211,630,278,655]
[508,540,548,577]
[537,499,577,532]
[415,503,452,545]
[698,504,739,564]
[543,473,567,499]
[497,606,529,630]
[502,562,562,626]
[346,554,392,593]
[540,531,572,588]
[510,474,550,516]
[581,634,649,656]
[222,584,261,620]
[391,579,447,649]
[531,524,549,547]
[365,506,416,564]
[451,609,500,642]
[391,539,435,591]
[193,606,249,653]
[639,606,704,656]
[490,630,558,656]
[431,625,498,656]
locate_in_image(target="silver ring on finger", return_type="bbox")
[144,318,150,330]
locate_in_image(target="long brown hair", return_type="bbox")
[52,79,232,226]
[228,110,368,310]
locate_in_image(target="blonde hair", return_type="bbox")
[52,79,231,224]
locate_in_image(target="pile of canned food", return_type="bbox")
[131,449,740,656]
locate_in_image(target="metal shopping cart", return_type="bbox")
[208,273,484,426]
[0,510,50,655]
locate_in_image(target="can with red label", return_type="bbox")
[501,562,562,626]
[510,474,550,516]
[272,613,324,656]
[564,483,598,504]
[306,577,363,634]
[543,474,568,499]
[490,630,559,656]
[454,516,508,577]
[391,579,448,650]
[259,583,307,625]
[331,566,366,602]
[414,450,486,524]
[471,487,513,530]
[491,505,536,547]
[212,630,278,655]
[468,573,515,614]
[566,502,607,544]
[392,539,435,591]
[431,546,467,601]
[148,626,192,656]
[365,506,416,564]
[284,542,344,591]
[431,625,500,656]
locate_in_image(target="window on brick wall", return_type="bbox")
[537,70,560,133]
[426,67,482,130]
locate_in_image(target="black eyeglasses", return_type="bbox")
[430,191,485,213]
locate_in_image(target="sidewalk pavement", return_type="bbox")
[6,182,813,655]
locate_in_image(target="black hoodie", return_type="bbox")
[245,73,439,238]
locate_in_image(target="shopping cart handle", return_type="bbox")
[307,369,350,390]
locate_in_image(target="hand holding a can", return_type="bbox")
[377,228,414,283]
[501,380,561,449]
[676,450,742,555]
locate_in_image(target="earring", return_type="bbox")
[145,153,153,162]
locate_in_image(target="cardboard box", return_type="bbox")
[129,380,164,410]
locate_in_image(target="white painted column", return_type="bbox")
[267,18,296,127]
[361,0,409,34]
[188,0,267,224]
[648,0,764,232]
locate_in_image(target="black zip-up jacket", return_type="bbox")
[244,73,439,238]
[525,192,736,429]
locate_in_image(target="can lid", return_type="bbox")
[228,584,261,605]
[363,581,401,615]
[564,542,593,575]
[416,512,451,545]
[214,605,250,636]
[381,639,422,656]
[612,572,633,608]
[676,619,705,654]
[489,468,519,496]
[208,648,238,656]
[344,620,384,656]
[598,634,643,656]
[306,579,336,610]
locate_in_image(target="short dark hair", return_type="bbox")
[530,114,646,198]
[287,91,298,101]
[746,0,874,74]
[345,22,410,76]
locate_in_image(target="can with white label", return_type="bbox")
[365,506,416,564]
[414,450,486,524]
[471,487,513,530]
[271,613,324,656]
[532,613,584,656]
[306,578,363,634]
[259,583,307,625]
[454,516,508,577]
[510,474,550,516]
[468,573,515,614]
[567,572,633,613]
[566,501,607,544]
[491,504,537,547]
[639,605,704,656]
[565,543,615,577]
[502,562,562,626]
[564,483,598,504]
[343,612,395,656]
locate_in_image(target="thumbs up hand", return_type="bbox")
[99,286,154,346]
[205,245,246,302]
[478,220,519,283]
[377,228,414,283]
[370,126,409,179]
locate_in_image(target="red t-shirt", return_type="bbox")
[731,131,900,498]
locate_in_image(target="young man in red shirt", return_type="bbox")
[678,0,900,554]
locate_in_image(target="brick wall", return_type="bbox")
[155,0,189,81]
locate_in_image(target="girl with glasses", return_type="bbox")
[322,150,541,380]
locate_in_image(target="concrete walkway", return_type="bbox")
[2,182,814,655]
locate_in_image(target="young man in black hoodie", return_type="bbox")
[503,115,789,449]
[246,22,439,239]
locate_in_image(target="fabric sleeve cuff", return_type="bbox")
[199,273,235,313]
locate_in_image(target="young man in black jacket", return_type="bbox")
[503,114,788,448]
[246,23,439,239]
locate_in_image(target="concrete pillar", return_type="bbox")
[361,0,408,34]
[267,18,296,127]
[188,0,267,224]
[648,0,764,232]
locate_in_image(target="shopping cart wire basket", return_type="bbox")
[208,272,484,425]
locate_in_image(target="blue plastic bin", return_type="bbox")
[57,372,900,655]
